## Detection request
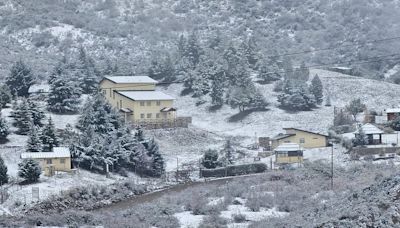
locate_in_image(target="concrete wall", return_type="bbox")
[36,157,72,172]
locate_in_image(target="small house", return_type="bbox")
[274,143,303,164]
[386,108,400,121]
[356,123,384,145]
[20,147,72,176]
[271,128,328,149]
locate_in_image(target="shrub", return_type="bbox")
[200,163,267,178]
[199,214,228,228]
[246,193,274,212]
[233,213,247,223]
[18,159,41,183]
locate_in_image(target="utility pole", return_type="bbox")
[331,145,334,190]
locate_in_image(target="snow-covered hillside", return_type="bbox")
[158,69,400,143]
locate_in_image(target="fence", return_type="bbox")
[132,117,192,129]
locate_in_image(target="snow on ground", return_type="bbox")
[174,211,204,228]
[158,69,400,145]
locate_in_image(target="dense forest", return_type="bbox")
[1,0,400,81]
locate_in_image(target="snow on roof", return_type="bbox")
[359,123,384,135]
[274,143,302,152]
[283,127,328,137]
[28,84,50,93]
[272,133,295,140]
[386,108,400,113]
[21,147,71,159]
[117,91,175,101]
[104,76,158,84]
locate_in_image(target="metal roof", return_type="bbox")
[274,143,302,152]
[272,133,295,140]
[104,76,158,84]
[21,147,71,159]
[359,123,384,135]
[28,84,51,93]
[117,91,175,101]
[283,127,329,137]
[386,108,400,113]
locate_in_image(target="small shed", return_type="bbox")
[28,84,51,94]
[274,143,303,165]
[357,123,384,145]
[386,108,400,121]
[21,147,72,176]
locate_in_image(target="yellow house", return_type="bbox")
[275,143,304,164]
[99,76,176,123]
[20,147,72,176]
[271,128,328,149]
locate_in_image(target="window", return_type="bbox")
[147,113,152,119]
[146,101,151,106]
[156,101,161,106]
[284,140,291,143]
[156,113,160,118]
[140,114,145,119]
[46,159,52,164]
[140,101,145,106]
[60,158,65,164]
[299,138,305,144]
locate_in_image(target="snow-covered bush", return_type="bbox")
[233,213,247,223]
[199,214,228,228]
[18,159,41,183]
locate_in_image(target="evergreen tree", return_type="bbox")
[0,85,11,108]
[134,126,145,143]
[240,36,259,69]
[74,47,99,94]
[11,98,32,135]
[18,159,41,183]
[222,139,235,165]
[210,74,225,106]
[6,60,35,97]
[310,74,324,105]
[227,85,268,112]
[389,115,400,131]
[278,81,316,111]
[352,126,368,147]
[41,117,59,151]
[297,61,310,81]
[146,138,164,177]
[0,114,9,143]
[185,30,202,68]
[27,99,45,127]
[148,53,175,81]
[0,155,8,185]
[201,149,220,169]
[258,58,281,83]
[26,124,42,152]
[47,63,82,113]
[177,34,187,58]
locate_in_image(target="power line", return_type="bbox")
[266,35,400,58]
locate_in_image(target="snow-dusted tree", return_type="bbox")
[222,139,235,165]
[177,34,187,58]
[6,60,34,97]
[48,63,82,113]
[146,138,165,177]
[148,53,175,82]
[201,149,220,169]
[346,98,366,121]
[310,74,324,105]
[297,61,309,81]
[185,30,202,68]
[74,47,99,94]
[389,115,400,131]
[40,117,59,152]
[240,36,259,69]
[26,124,42,152]
[18,159,41,183]
[352,126,368,147]
[11,98,32,135]
[134,126,145,143]
[210,75,225,106]
[278,81,316,111]
[258,58,281,83]
[0,114,9,143]
[0,85,11,108]
[27,99,45,127]
[0,155,8,185]
[325,93,332,107]
[227,85,268,112]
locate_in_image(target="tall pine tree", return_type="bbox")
[0,114,9,143]
[6,60,34,97]
[41,117,59,152]
[310,74,324,105]
[26,124,42,152]
[11,98,32,135]
[0,155,8,185]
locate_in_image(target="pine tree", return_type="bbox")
[146,138,164,177]
[297,61,310,81]
[11,98,32,135]
[222,140,235,165]
[6,60,34,97]
[26,124,42,152]
[0,114,9,143]
[185,30,202,68]
[210,76,224,106]
[352,126,368,147]
[177,34,187,58]
[0,85,11,108]
[258,58,281,83]
[227,84,268,112]
[201,149,220,169]
[18,159,41,183]
[47,63,82,113]
[0,155,8,185]
[277,82,316,111]
[41,117,59,151]
[148,53,175,82]
[310,74,324,105]
[27,99,45,127]
[134,126,145,143]
[74,47,99,94]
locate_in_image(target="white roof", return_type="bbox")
[359,123,384,135]
[28,84,50,93]
[275,143,302,152]
[117,91,175,101]
[386,108,400,113]
[104,76,158,84]
[21,147,71,159]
